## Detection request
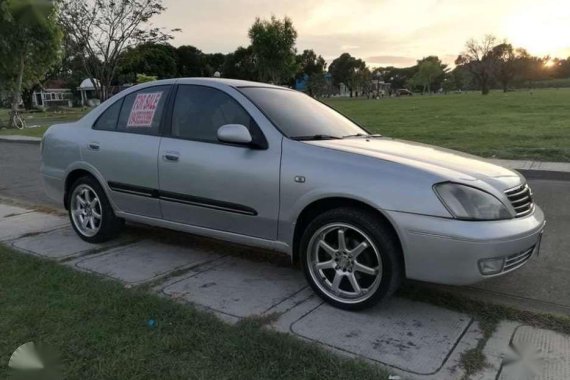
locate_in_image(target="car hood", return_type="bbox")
[306,137,523,190]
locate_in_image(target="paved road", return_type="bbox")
[1,141,569,315]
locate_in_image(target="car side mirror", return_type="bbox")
[217,124,253,145]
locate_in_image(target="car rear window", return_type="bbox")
[116,85,171,135]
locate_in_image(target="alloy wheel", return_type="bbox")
[70,184,103,237]
[306,223,383,304]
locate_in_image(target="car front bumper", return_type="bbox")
[386,206,546,285]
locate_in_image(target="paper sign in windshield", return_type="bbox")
[127,92,162,128]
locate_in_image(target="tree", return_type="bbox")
[59,0,178,101]
[456,35,497,95]
[118,43,177,83]
[204,53,226,76]
[515,48,547,88]
[296,49,326,77]
[307,73,329,98]
[329,53,367,97]
[248,16,298,84]
[491,43,517,92]
[0,0,62,125]
[222,46,257,80]
[412,57,445,93]
[176,45,207,77]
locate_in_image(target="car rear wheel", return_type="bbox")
[300,207,402,310]
[68,176,124,243]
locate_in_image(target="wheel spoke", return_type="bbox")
[92,209,102,219]
[331,272,343,294]
[76,194,86,207]
[81,216,89,229]
[349,241,368,259]
[90,199,99,208]
[354,262,378,276]
[347,273,362,294]
[315,260,335,271]
[337,229,347,251]
[84,189,91,204]
[318,240,337,257]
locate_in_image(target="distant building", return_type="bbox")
[32,80,73,108]
[78,78,101,107]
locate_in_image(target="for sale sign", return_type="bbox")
[127,92,163,128]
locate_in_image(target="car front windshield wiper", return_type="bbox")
[342,133,383,138]
[290,134,342,141]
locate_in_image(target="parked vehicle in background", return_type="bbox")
[396,89,413,96]
[40,78,545,310]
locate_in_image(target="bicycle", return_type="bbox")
[9,110,26,130]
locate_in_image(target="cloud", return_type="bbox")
[365,55,418,67]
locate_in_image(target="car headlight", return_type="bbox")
[434,183,511,220]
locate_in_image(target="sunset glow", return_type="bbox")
[155,0,570,67]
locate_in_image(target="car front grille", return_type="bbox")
[505,184,534,218]
[503,246,534,272]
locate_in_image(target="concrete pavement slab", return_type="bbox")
[477,321,570,380]
[9,226,122,260]
[71,240,223,285]
[161,257,306,319]
[288,298,473,376]
[0,211,67,241]
[0,204,31,218]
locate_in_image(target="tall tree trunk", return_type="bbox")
[10,53,25,128]
[481,76,490,95]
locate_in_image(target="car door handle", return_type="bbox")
[88,142,100,151]
[163,152,179,162]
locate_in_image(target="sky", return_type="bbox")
[153,0,570,68]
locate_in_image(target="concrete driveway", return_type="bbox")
[1,141,569,379]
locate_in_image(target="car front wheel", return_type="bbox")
[300,208,403,310]
[68,176,124,243]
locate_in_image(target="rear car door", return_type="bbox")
[157,84,281,240]
[82,85,172,218]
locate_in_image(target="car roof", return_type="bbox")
[176,77,286,89]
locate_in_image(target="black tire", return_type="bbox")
[300,207,403,310]
[68,175,124,243]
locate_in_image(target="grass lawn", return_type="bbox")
[0,245,388,380]
[0,108,89,138]
[325,88,570,162]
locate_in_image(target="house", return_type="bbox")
[32,80,73,108]
[78,78,101,107]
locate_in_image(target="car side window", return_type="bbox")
[93,99,123,131]
[117,85,171,135]
[172,85,254,142]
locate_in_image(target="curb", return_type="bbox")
[0,136,41,144]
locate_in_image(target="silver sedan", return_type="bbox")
[41,78,545,309]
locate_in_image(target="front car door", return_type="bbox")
[82,85,172,218]
[158,83,282,240]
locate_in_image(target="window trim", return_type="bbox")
[91,85,173,137]
[164,84,268,150]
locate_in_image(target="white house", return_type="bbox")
[78,78,101,107]
[32,80,73,108]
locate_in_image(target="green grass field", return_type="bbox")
[0,245,388,380]
[0,108,89,137]
[1,88,568,161]
[324,88,570,162]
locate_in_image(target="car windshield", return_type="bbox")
[239,87,368,140]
